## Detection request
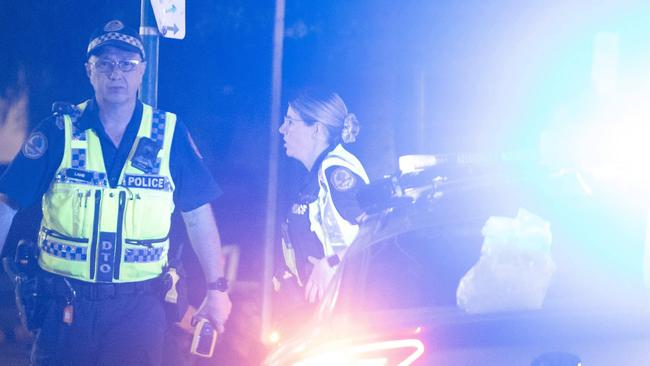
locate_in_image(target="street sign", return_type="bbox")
[149,0,186,39]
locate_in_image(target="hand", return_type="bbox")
[305,256,336,303]
[193,290,232,334]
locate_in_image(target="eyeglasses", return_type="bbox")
[89,58,143,73]
[283,116,313,125]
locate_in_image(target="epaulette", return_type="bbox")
[51,101,81,117]
[51,101,84,130]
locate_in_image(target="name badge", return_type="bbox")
[65,168,94,183]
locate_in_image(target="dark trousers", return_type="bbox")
[30,284,166,366]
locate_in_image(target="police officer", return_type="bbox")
[277,91,369,304]
[0,20,231,366]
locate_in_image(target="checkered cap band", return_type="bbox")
[42,239,88,261]
[87,32,145,58]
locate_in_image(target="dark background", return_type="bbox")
[2,0,650,364]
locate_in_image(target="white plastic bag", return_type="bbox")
[457,208,556,314]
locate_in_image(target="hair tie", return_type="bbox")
[341,113,359,143]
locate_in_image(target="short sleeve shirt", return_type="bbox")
[0,99,221,212]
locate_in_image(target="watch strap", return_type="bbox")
[327,254,341,267]
[206,277,229,292]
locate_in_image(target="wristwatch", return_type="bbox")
[206,277,229,292]
[327,254,341,267]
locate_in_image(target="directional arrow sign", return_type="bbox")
[149,0,186,39]
[161,24,180,35]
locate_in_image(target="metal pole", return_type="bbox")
[261,0,286,344]
[140,0,160,107]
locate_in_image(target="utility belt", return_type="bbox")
[42,273,162,301]
[4,239,182,331]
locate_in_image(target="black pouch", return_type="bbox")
[3,257,49,332]
[15,274,50,331]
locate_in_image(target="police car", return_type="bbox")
[265,159,650,365]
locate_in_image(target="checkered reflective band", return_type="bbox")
[87,32,145,58]
[70,109,86,141]
[147,109,167,174]
[72,148,87,169]
[42,239,88,261]
[150,109,167,145]
[124,247,164,263]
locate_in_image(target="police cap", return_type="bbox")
[87,20,145,60]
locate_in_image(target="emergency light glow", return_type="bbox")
[292,338,425,366]
[268,330,281,344]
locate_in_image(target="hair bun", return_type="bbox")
[341,113,360,143]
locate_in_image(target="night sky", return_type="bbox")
[2,0,650,295]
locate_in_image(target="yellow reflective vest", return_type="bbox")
[38,100,177,283]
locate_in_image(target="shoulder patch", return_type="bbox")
[22,131,48,159]
[329,167,357,192]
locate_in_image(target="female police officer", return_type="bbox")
[278,91,369,304]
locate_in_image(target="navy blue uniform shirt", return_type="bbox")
[0,99,221,211]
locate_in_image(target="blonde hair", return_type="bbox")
[289,92,360,144]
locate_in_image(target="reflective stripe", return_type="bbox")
[71,148,86,169]
[113,191,127,279]
[125,237,168,246]
[149,109,166,174]
[124,247,164,263]
[89,190,101,280]
[42,240,88,261]
[151,109,166,145]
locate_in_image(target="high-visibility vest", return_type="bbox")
[38,100,177,283]
[309,144,369,256]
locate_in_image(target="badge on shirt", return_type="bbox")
[131,137,161,173]
[22,131,48,159]
[330,167,357,192]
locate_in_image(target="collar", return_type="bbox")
[311,144,337,174]
[298,144,338,202]
[76,98,144,133]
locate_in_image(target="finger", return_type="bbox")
[304,280,313,300]
[215,323,225,334]
[191,313,204,326]
[308,284,317,303]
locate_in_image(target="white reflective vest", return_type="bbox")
[308,144,369,256]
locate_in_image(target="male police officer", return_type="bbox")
[0,20,231,365]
